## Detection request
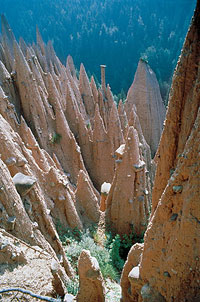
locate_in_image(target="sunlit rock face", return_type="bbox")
[77,249,105,302]
[122,2,200,301]
[106,126,151,237]
[120,243,144,302]
[125,59,166,157]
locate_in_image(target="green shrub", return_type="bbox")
[109,234,125,271]
[66,276,79,296]
[101,263,119,281]
[65,230,118,280]
[105,226,145,270]
[50,132,62,144]
[86,122,91,129]
[55,220,82,244]
[55,220,145,285]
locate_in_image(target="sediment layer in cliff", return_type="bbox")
[123,2,200,301]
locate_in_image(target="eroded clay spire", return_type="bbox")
[100,64,106,96]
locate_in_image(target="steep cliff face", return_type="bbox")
[125,59,166,157]
[0,114,78,278]
[124,1,200,301]
[77,250,105,302]
[106,126,151,237]
[120,243,144,302]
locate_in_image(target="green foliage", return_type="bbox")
[56,220,82,244]
[140,56,149,64]
[105,226,145,271]
[105,279,122,302]
[1,0,195,103]
[66,276,79,296]
[50,132,62,144]
[109,234,125,271]
[121,233,133,248]
[56,220,119,280]
[65,230,119,281]
[132,231,145,244]
[86,122,91,129]
[114,89,126,105]
[56,220,145,287]
[75,68,80,79]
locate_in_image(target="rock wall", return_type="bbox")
[106,126,151,237]
[77,249,105,302]
[125,59,166,157]
[123,1,200,301]
[120,243,144,302]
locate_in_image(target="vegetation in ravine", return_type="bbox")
[56,220,144,296]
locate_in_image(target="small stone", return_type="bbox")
[27,149,32,155]
[7,216,16,231]
[138,195,145,202]
[11,252,17,260]
[0,241,9,251]
[133,160,145,172]
[63,294,76,302]
[5,156,17,166]
[128,266,140,280]
[24,200,32,213]
[171,268,177,275]
[13,173,36,196]
[115,159,122,163]
[32,222,38,229]
[101,182,111,194]
[115,144,125,157]
[58,195,65,201]
[17,158,28,167]
[0,204,5,213]
[141,283,166,302]
[57,254,63,264]
[163,271,171,277]
[172,185,183,193]
[51,259,59,273]
[170,213,178,221]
